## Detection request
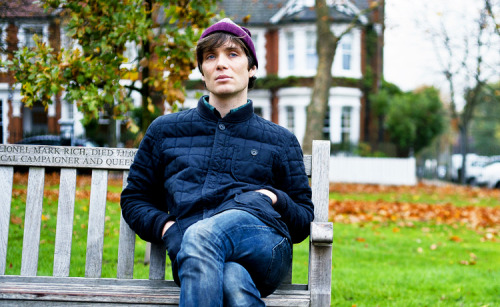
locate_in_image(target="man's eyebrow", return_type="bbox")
[205,44,242,53]
[224,45,241,51]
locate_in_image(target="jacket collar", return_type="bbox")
[197,95,254,123]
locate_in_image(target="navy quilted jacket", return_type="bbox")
[121,96,314,258]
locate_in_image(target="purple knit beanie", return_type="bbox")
[200,18,258,68]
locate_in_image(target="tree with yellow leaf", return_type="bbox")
[6,0,217,146]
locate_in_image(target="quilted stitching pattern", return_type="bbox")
[121,97,313,245]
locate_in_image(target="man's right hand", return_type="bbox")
[162,220,176,236]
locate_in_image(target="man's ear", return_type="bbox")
[248,65,257,78]
[201,73,205,82]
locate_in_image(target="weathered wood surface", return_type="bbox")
[309,140,333,306]
[21,167,45,277]
[0,142,332,306]
[311,140,330,223]
[117,171,136,279]
[0,276,310,306]
[53,168,77,277]
[0,144,136,170]
[85,170,109,278]
[0,144,313,175]
[0,166,13,275]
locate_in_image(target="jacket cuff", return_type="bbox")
[266,187,288,212]
[154,213,173,243]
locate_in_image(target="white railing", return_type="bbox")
[329,156,417,185]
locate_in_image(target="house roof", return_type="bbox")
[217,0,288,26]
[218,0,373,26]
[278,6,359,24]
[0,0,56,19]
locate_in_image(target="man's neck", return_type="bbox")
[207,92,248,118]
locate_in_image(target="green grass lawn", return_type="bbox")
[5,176,500,306]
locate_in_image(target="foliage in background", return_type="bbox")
[470,81,500,156]
[5,0,217,145]
[371,84,446,157]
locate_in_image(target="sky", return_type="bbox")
[383,0,499,97]
[383,0,441,91]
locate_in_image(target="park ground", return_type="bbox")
[6,174,500,306]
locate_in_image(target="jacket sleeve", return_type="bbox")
[120,121,172,244]
[267,134,315,244]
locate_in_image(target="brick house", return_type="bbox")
[185,0,385,150]
[0,0,384,150]
[0,0,64,144]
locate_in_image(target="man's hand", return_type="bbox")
[255,189,277,205]
[162,220,175,236]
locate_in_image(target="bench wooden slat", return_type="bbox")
[85,169,109,278]
[53,168,77,277]
[309,140,333,306]
[149,244,166,280]
[117,170,136,279]
[303,154,312,176]
[20,167,45,277]
[0,276,309,306]
[0,166,14,275]
[311,141,330,223]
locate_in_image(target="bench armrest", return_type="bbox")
[310,222,333,245]
[308,221,333,306]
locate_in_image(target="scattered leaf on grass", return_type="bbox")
[10,216,22,225]
[355,237,366,242]
[450,236,462,242]
[329,183,500,231]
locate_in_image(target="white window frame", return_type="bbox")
[341,105,352,144]
[285,105,295,133]
[332,26,361,78]
[340,33,352,71]
[285,31,295,71]
[17,22,49,49]
[0,23,7,72]
[121,40,138,70]
[249,28,267,77]
[306,30,317,70]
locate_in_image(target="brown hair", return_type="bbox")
[196,32,257,89]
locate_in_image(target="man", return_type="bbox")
[121,18,313,306]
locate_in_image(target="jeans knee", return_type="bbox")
[179,220,222,259]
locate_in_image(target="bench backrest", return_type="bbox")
[0,141,330,280]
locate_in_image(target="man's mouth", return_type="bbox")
[216,75,231,81]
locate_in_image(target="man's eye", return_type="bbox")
[229,52,238,57]
[206,54,215,60]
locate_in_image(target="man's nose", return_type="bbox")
[216,54,229,69]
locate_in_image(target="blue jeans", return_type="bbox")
[176,209,292,307]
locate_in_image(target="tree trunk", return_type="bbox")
[302,0,338,154]
[459,124,468,185]
[104,103,118,147]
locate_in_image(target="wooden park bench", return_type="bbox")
[0,140,332,306]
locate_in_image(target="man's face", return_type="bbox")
[201,41,256,99]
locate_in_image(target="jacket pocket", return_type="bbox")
[234,191,281,219]
[231,146,274,185]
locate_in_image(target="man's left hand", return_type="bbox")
[255,189,277,205]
